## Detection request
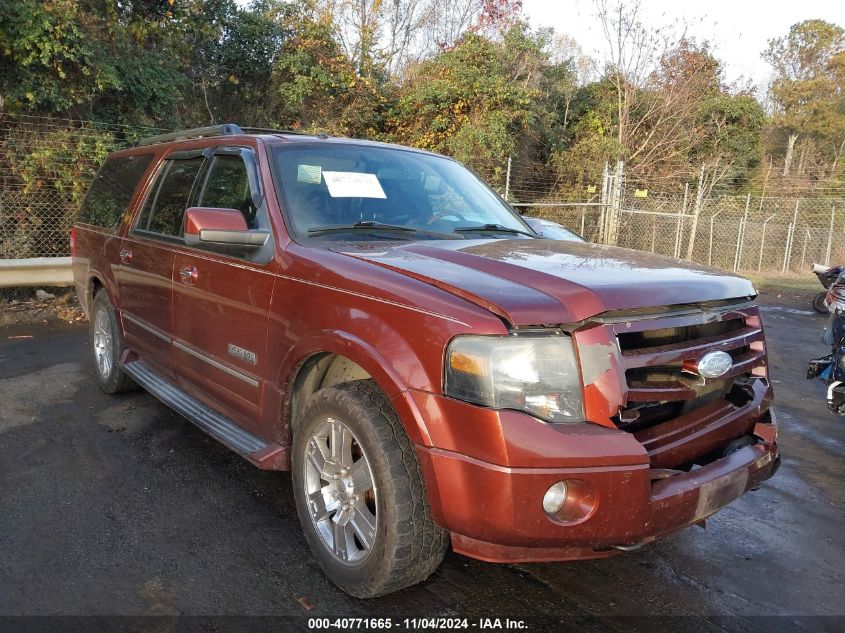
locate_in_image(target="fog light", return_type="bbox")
[542,481,568,514]
[541,479,597,523]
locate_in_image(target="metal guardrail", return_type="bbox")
[0,257,73,288]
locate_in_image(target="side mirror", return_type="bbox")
[184,207,269,249]
[522,217,544,236]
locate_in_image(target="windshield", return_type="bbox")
[270,143,533,240]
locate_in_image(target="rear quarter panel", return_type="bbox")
[73,225,124,317]
[73,146,165,315]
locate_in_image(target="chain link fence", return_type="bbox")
[494,158,845,275]
[0,115,167,258]
[2,115,843,275]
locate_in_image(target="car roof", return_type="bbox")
[109,123,448,161]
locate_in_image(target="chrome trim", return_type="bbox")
[123,312,170,342]
[173,340,259,388]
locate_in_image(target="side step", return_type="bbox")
[123,360,286,470]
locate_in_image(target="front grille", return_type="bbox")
[616,311,765,429]
[574,302,770,469]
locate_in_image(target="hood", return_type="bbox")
[333,239,756,326]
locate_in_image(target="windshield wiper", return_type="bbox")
[452,223,537,238]
[308,221,458,239]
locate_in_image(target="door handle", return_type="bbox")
[179,265,198,284]
[119,248,133,264]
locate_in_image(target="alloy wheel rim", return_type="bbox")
[93,308,113,378]
[303,417,378,566]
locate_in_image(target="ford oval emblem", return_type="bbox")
[697,351,733,378]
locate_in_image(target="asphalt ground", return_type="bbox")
[0,297,843,632]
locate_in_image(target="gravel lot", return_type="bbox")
[0,293,842,631]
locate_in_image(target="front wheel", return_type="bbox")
[291,380,448,598]
[814,291,829,314]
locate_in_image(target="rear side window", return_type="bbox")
[79,153,154,228]
[135,157,204,237]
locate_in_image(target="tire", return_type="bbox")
[291,379,448,598]
[89,289,136,394]
[814,291,829,314]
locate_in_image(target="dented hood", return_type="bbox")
[334,239,756,326]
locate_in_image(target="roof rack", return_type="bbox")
[134,123,244,147]
[240,126,315,136]
[133,124,330,147]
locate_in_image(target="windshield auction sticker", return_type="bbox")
[323,171,386,199]
[297,164,322,184]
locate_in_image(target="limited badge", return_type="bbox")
[228,344,257,365]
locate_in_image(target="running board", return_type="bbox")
[123,360,286,470]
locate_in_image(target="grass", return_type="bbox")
[744,273,822,294]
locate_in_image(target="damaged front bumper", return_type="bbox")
[405,390,779,564]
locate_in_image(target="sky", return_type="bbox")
[522,0,845,90]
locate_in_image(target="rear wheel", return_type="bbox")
[89,289,136,394]
[291,379,448,598]
[814,291,829,314]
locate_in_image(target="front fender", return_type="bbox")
[274,324,439,446]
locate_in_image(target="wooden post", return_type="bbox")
[607,160,624,245]
[782,222,794,273]
[675,182,689,259]
[598,163,609,243]
[758,214,778,272]
[504,157,512,202]
[825,205,836,266]
[783,199,800,272]
[709,210,723,267]
[801,227,810,269]
[734,193,751,272]
[733,217,745,272]
[651,217,657,253]
[685,164,706,261]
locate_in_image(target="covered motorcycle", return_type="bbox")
[813,263,842,313]
[808,269,845,413]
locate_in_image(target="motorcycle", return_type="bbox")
[813,263,842,314]
[807,268,845,414]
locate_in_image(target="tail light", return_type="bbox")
[70,226,77,258]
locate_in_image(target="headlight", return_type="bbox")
[444,334,584,423]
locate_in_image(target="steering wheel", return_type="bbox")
[427,211,466,225]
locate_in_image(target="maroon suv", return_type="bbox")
[73,124,779,597]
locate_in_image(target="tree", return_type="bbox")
[177,0,290,126]
[551,78,620,186]
[693,93,765,191]
[540,35,593,148]
[316,0,523,81]
[763,19,845,176]
[270,5,390,137]
[0,0,195,125]
[389,26,537,169]
[0,0,119,113]
[593,1,729,182]
[628,38,724,181]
